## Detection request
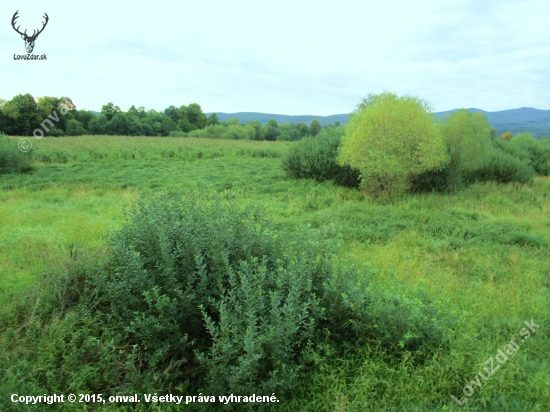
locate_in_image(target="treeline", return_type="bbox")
[0,94,329,140]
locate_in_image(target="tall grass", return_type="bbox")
[0,136,549,411]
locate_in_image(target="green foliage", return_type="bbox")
[225,117,240,126]
[309,119,321,137]
[338,93,449,198]
[296,122,308,137]
[1,93,40,136]
[500,131,513,141]
[464,148,535,185]
[249,121,265,141]
[1,136,549,410]
[46,128,66,137]
[282,127,360,187]
[168,130,187,137]
[101,102,121,121]
[276,131,292,141]
[0,134,33,175]
[0,191,451,399]
[412,109,494,192]
[95,194,354,395]
[207,112,220,126]
[66,119,87,136]
[495,133,550,176]
[264,124,281,141]
[439,109,493,174]
[221,128,243,140]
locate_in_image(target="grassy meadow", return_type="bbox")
[1,135,549,411]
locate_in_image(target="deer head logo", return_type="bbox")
[12,11,49,54]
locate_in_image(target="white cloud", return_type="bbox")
[0,0,548,114]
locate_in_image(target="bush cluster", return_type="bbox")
[0,133,33,175]
[282,95,549,197]
[282,128,360,188]
[463,148,535,185]
[493,133,550,176]
[2,193,451,398]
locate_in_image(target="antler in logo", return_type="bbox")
[12,11,49,54]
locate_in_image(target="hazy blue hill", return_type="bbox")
[435,107,550,138]
[206,108,550,138]
[206,112,349,127]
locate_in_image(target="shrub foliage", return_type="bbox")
[282,127,360,187]
[1,193,451,398]
[0,133,33,175]
[338,93,449,198]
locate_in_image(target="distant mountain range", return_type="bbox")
[206,112,349,128]
[207,108,550,138]
[435,108,550,138]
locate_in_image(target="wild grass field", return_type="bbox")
[1,135,549,411]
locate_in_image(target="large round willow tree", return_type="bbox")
[338,92,449,198]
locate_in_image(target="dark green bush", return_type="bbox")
[168,130,187,137]
[0,133,33,175]
[282,128,360,188]
[97,193,331,393]
[494,134,550,176]
[221,129,243,140]
[464,148,535,185]
[410,164,460,193]
[97,194,450,390]
[1,193,451,398]
[46,127,65,137]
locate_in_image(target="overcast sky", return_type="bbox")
[1,0,549,115]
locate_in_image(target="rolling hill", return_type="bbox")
[206,108,550,138]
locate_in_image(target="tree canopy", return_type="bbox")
[338,92,448,198]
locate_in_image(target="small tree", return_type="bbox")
[207,113,220,126]
[338,92,448,198]
[439,109,493,174]
[309,119,321,136]
[296,123,308,137]
[66,119,87,136]
[101,102,121,121]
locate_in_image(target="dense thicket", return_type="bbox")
[281,94,550,196]
[0,133,33,175]
[1,193,450,399]
[281,127,360,187]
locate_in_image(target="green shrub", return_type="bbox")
[282,128,360,188]
[511,133,550,176]
[464,148,535,184]
[493,134,550,176]
[409,164,459,193]
[66,119,87,136]
[0,133,33,175]
[188,129,206,138]
[438,109,493,174]
[203,125,226,139]
[338,93,448,198]
[168,130,187,137]
[276,131,292,141]
[1,193,451,398]
[221,129,243,140]
[97,193,329,393]
[47,127,65,137]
